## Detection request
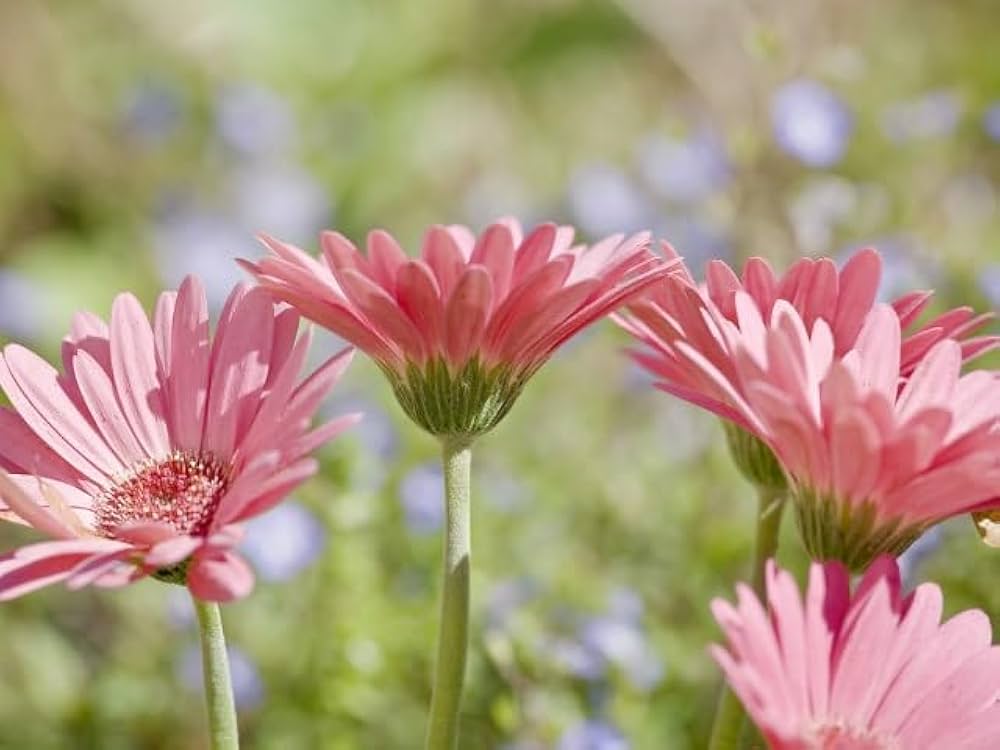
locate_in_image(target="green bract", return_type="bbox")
[793,486,924,572]
[722,422,788,492]
[383,358,536,439]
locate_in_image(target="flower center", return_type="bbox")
[95,451,232,538]
[808,722,899,750]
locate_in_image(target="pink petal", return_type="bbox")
[483,255,574,361]
[264,306,301,390]
[144,535,202,568]
[319,230,370,277]
[832,247,881,353]
[366,229,409,290]
[896,340,961,422]
[395,260,446,353]
[114,520,178,546]
[0,543,122,600]
[470,222,516,304]
[72,349,146,469]
[705,260,742,321]
[511,223,558,282]
[203,287,275,458]
[853,304,902,398]
[0,407,81,484]
[227,458,318,522]
[742,257,778,318]
[0,346,121,483]
[798,258,838,331]
[422,225,466,298]
[168,276,212,452]
[445,266,494,366]
[188,552,255,602]
[110,293,170,459]
[339,269,426,363]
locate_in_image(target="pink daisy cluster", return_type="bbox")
[243,219,681,438]
[620,246,1000,567]
[712,557,1000,749]
[0,277,358,601]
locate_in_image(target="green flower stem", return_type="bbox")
[193,596,240,750]
[708,487,786,750]
[425,436,473,750]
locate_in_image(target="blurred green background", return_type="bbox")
[0,1,999,748]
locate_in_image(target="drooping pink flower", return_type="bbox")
[241,219,680,438]
[728,301,1000,567]
[712,556,1000,749]
[0,277,358,602]
[618,247,997,488]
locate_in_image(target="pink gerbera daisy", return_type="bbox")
[0,277,358,602]
[729,302,1000,568]
[618,246,997,488]
[712,556,1000,749]
[242,218,680,438]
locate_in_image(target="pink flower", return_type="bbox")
[711,556,1000,749]
[242,219,680,437]
[731,301,1000,567]
[618,247,997,488]
[0,277,358,602]
[622,247,996,432]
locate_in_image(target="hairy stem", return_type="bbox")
[424,436,473,750]
[193,596,240,750]
[708,487,785,750]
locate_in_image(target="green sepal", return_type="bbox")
[722,421,788,492]
[152,557,191,586]
[793,485,924,572]
[382,357,532,439]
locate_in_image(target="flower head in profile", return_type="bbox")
[730,302,1000,568]
[618,246,997,489]
[712,557,1000,749]
[242,219,680,439]
[0,277,358,602]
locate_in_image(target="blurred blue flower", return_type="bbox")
[789,176,858,253]
[606,587,644,624]
[980,265,1000,308]
[121,79,183,145]
[229,163,331,246]
[463,173,533,228]
[480,469,529,513]
[398,463,444,535]
[0,270,47,340]
[897,526,944,585]
[164,587,196,629]
[241,501,326,582]
[215,83,295,157]
[557,720,629,750]
[771,79,853,167]
[882,90,963,142]
[636,130,730,203]
[178,645,264,711]
[335,397,399,460]
[549,637,607,681]
[486,577,539,628]
[568,163,655,238]
[655,213,731,278]
[579,615,664,692]
[327,396,398,492]
[983,102,1000,142]
[151,200,252,310]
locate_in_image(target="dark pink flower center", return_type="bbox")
[809,722,899,750]
[95,451,232,538]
